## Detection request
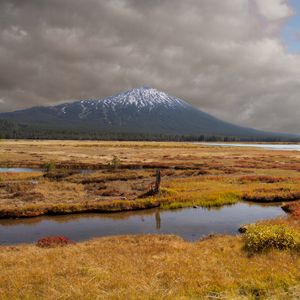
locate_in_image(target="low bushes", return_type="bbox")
[36,236,75,248]
[238,175,286,184]
[243,224,300,253]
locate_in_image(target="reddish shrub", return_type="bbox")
[283,202,300,220]
[238,175,286,184]
[36,236,75,248]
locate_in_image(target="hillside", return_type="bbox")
[0,87,299,141]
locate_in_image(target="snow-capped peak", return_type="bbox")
[100,86,190,110]
[55,87,191,117]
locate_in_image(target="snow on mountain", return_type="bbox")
[101,86,189,109]
[54,87,190,117]
[1,86,295,139]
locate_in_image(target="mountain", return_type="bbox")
[0,87,298,140]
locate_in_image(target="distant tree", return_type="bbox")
[43,162,56,173]
[108,155,121,170]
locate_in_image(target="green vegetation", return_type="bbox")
[108,155,121,170]
[43,162,56,172]
[159,190,241,209]
[243,224,300,253]
[1,119,298,142]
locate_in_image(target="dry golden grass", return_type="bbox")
[1,140,300,217]
[1,139,300,171]
[0,234,300,299]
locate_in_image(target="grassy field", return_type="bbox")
[1,140,300,217]
[0,234,300,299]
[1,140,300,298]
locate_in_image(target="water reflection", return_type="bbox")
[0,202,286,245]
[155,211,161,230]
[0,167,97,175]
[0,167,42,173]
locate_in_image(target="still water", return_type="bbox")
[0,167,42,173]
[199,143,300,151]
[0,168,94,174]
[0,202,285,245]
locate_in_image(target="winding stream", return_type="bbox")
[0,154,288,245]
[0,202,285,245]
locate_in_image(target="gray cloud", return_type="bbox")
[0,0,299,133]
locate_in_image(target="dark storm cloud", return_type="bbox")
[0,0,299,133]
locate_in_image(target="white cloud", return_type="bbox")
[255,0,293,21]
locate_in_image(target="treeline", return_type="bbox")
[0,119,299,142]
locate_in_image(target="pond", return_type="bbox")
[198,142,300,151]
[0,167,95,174]
[0,202,286,245]
[0,167,42,173]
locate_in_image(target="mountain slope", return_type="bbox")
[0,87,297,139]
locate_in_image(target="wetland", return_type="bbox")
[0,140,300,299]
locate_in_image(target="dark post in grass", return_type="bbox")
[139,169,161,198]
[154,169,161,194]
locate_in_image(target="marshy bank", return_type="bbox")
[0,164,299,218]
[1,140,300,217]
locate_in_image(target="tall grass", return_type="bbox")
[243,224,300,253]
[0,235,299,299]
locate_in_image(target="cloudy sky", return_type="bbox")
[0,0,300,133]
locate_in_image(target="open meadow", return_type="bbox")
[0,140,300,299]
[2,140,300,217]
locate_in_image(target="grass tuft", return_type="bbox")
[243,224,300,253]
